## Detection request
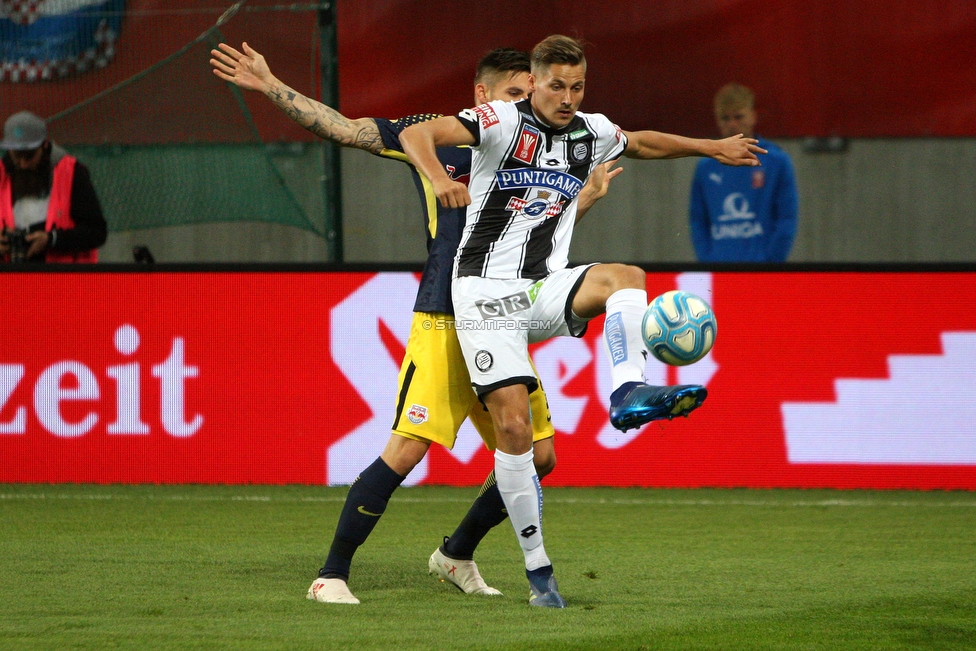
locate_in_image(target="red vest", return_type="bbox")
[0,155,98,263]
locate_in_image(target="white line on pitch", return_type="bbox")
[2,493,976,508]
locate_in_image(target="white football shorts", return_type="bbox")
[452,264,596,396]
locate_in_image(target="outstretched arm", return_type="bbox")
[210,42,383,154]
[623,130,766,166]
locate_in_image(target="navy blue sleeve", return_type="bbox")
[375,114,443,156]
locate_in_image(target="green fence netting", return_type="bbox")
[2,1,328,236]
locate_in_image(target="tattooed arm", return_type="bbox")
[210,42,383,154]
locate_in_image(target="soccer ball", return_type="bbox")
[642,291,716,366]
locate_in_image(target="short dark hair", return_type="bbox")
[475,47,530,85]
[530,35,586,74]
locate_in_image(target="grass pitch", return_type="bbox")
[2,484,975,651]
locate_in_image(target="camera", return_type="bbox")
[3,227,30,263]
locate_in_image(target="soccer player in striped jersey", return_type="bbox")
[210,43,619,605]
[400,35,765,607]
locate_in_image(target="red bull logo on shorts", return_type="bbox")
[406,404,429,425]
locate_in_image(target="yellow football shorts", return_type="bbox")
[391,312,555,450]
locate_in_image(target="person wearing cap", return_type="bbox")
[0,111,107,263]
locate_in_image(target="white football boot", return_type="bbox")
[428,546,502,595]
[306,577,360,604]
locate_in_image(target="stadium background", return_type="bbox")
[2,0,974,264]
[2,0,975,489]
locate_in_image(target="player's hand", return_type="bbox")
[210,42,274,93]
[583,159,622,202]
[433,178,471,209]
[714,134,767,166]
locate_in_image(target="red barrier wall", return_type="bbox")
[2,270,975,488]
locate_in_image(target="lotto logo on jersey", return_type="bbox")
[474,104,499,129]
[514,125,541,163]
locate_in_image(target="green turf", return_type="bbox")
[1,484,974,650]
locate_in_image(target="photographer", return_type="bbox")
[1,111,107,263]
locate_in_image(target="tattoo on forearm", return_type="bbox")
[266,83,383,153]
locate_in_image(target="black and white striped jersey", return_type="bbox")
[453,98,627,280]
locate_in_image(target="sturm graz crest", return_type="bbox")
[475,350,493,372]
[571,141,590,163]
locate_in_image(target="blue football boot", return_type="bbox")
[608,381,708,432]
[527,566,566,608]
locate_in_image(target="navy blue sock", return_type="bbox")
[443,470,508,561]
[319,457,405,580]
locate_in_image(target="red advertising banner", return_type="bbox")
[1,270,975,489]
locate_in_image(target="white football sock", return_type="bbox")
[604,288,648,390]
[494,449,550,571]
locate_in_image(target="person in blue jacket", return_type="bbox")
[690,83,798,262]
